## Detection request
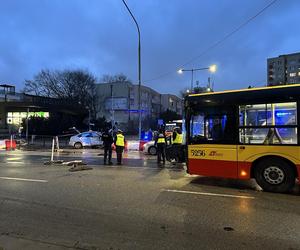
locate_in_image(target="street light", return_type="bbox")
[86,106,91,131]
[177,64,217,90]
[122,0,142,141]
[209,64,217,73]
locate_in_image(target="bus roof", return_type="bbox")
[188,83,300,97]
[186,83,300,107]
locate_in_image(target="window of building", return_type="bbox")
[290,72,296,77]
[129,88,134,98]
[130,99,134,106]
[239,102,297,144]
[288,60,297,65]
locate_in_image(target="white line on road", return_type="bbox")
[5,162,25,164]
[0,176,48,183]
[163,189,255,199]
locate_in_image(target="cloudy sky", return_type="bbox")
[0,0,299,95]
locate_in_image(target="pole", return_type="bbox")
[51,137,55,162]
[26,108,29,141]
[122,0,142,140]
[191,69,194,91]
[88,109,91,131]
[111,84,114,131]
[10,135,13,151]
[55,136,60,150]
[138,34,142,140]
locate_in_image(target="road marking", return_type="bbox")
[163,189,255,199]
[5,162,25,164]
[0,177,48,183]
[6,157,22,161]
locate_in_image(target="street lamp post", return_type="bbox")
[110,84,115,131]
[86,106,91,131]
[178,64,217,91]
[122,0,142,140]
[26,108,29,141]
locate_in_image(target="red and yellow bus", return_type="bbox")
[184,84,300,193]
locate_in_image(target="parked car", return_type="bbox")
[142,141,157,155]
[142,137,184,162]
[69,131,103,149]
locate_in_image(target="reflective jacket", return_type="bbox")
[115,134,125,147]
[173,132,183,144]
[157,133,166,144]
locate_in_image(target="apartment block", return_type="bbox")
[267,52,300,86]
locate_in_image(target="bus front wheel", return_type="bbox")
[254,158,295,193]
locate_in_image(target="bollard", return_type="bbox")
[51,137,55,162]
[10,135,13,151]
[55,136,60,150]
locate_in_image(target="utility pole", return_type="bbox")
[110,84,115,131]
[26,108,29,141]
[88,109,91,131]
[122,0,142,140]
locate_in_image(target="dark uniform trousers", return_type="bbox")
[116,146,124,164]
[157,143,166,163]
[173,143,183,162]
[104,145,112,163]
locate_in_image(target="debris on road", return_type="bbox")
[62,160,87,166]
[68,163,92,172]
[43,160,64,165]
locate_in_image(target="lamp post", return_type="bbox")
[110,84,115,131]
[122,0,142,140]
[86,106,91,131]
[26,108,29,141]
[178,64,217,91]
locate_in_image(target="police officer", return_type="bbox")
[102,128,113,165]
[155,129,167,165]
[172,127,183,163]
[114,129,125,165]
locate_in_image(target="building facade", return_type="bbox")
[160,94,182,114]
[0,84,86,134]
[267,52,300,86]
[95,82,182,132]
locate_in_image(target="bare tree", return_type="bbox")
[101,73,131,83]
[24,69,98,118]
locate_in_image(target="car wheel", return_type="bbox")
[74,142,83,149]
[254,158,295,193]
[148,146,157,155]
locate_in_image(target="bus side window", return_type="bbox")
[239,102,297,145]
[263,128,283,145]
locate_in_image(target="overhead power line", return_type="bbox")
[144,0,279,84]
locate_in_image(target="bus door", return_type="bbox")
[188,114,238,178]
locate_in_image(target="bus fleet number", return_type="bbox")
[191,150,206,157]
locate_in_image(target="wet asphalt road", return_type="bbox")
[0,149,300,250]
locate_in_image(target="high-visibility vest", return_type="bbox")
[157,134,165,144]
[116,134,125,147]
[173,132,183,144]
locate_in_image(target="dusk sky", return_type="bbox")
[0,0,299,95]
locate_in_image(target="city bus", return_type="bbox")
[184,84,300,193]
